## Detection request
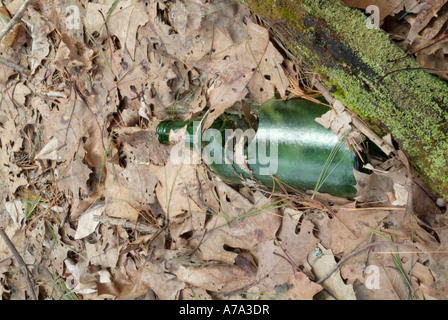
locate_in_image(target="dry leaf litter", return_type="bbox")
[0,0,447,300]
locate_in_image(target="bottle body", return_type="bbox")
[157,97,359,198]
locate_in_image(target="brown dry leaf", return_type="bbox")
[0,82,32,197]
[354,171,396,203]
[340,243,430,300]
[40,221,71,276]
[103,29,181,118]
[145,149,209,245]
[315,202,390,256]
[31,95,100,164]
[54,33,94,71]
[256,211,319,293]
[111,259,186,300]
[74,202,104,240]
[83,128,107,171]
[148,146,203,217]
[0,57,18,85]
[275,213,320,276]
[181,288,213,300]
[0,228,32,300]
[85,224,128,268]
[308,243,357,300]
[384,6,448,81]
[416,48,448,79]
[116,125,171,166]
[193,178,281,264]
[314,100,352,138]
[199,20,289,129]
[413,212,448,299]
[85,0,151,60]
[104,160,158,221]
[148,0,247,66]
[4,200,25,228]
[407,8,448,53]
[176,255,257,293]
[339,255,400,299]
[284,272,323,300]
[56,152,92,197]
[64,258,106,295]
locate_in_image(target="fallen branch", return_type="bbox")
[0,0,34,42]
[93,215,159,234]
[0,57,29,77]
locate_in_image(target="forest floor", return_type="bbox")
[0,0,447,300]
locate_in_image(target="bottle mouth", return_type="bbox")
[156,120,191,144]
[156,121,170,144]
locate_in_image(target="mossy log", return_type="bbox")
[246,0,448,199]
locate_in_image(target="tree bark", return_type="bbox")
[246,0,448,199]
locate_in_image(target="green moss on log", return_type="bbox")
[246,0,448,198]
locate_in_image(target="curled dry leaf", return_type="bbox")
[54,33,94,70]
[4,200,25,228]
[95,257,185,300]
[176,256,257,293]
[308,243,357,300]
[74,202,104,240]
[22,7,54,74]
[406,0,447,44]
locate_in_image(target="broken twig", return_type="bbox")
[93,215,159,234]
[0,0,34,42]
[0,58,29,77]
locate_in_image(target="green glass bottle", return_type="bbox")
[157,97,363,198]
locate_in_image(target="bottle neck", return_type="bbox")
[156,115,257,146]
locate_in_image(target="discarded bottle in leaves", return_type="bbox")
[157,97,362,198]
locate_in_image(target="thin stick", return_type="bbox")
[0,0,34,42]
[93,215,159,234]
[145,219,170,261]
[0,57,29,76]
[0,228,37,300]
[316,241,420,285]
